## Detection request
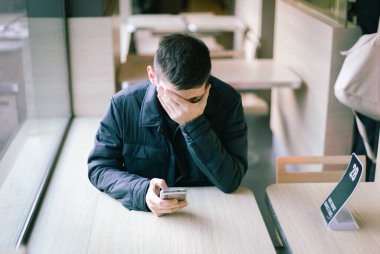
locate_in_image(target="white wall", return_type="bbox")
[27,18,71,117]
[69,18,116,116]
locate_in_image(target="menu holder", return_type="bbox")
[320,153,363,231]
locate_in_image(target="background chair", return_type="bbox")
[118,54,153,89]
[238,30,267,116]
[276,155,367,183]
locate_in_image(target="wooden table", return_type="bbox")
[266,183,380,253]
[125,14,187,33]
[121,14,187,62]
[118,58,302,92]
[184,15,246,50]
[211,59,302,91]
[27,119,275,253]
[88,187,275,254]
[27,117,275,254]
[185,15,245,32]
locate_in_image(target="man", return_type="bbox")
[88,33,248,216]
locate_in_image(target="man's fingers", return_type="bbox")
[158,95,174,114]
[161,91,180,111]
[157,207,182,214]
[148,197,185,212]
[158,179,169,190]
[164,89,187,107]
[156,200,188,210]
[152,201,188,215]
[158,91,178,114]
[151,178,168,189]
[153,195,178,207]
[148,193,188,209]
[160,88,188,111]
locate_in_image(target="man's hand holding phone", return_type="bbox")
[146,178,188,217]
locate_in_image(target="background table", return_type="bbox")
[211,59,302,91]
[88,187,275,254]
[184,15,246,50]
[266,183,380,253]
[125,14,187,33]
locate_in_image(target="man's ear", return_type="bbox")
[147,65,157,85]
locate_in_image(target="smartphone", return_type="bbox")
[160,188,187,201]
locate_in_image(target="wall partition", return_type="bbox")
[270,0,361,170]
[0,0,71,248]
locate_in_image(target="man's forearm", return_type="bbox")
[180,115,248,193]
[88,162,151,211]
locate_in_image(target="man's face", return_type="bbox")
[155,77,211,125]
[157,79,206,104]
[147,65,211,125]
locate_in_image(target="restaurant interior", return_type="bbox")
[0,0,379,253]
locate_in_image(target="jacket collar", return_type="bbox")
[140,81,215,128]
[140,82,162,127]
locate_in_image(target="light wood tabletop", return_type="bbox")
[184,15,246,51]
[185,15,245,32]
[266,183,380,253]
[211,59,302,91]
[125,14,187,33]
[27,118,275,254]
[88,186,275,254]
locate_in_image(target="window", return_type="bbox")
[0,0,71,248]
[295,0,356,26]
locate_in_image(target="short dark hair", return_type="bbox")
[154,33,211,90]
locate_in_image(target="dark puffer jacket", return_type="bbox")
[88,76,248,211]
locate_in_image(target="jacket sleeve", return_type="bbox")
[87,98,150,211]
[180,94,248,193]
